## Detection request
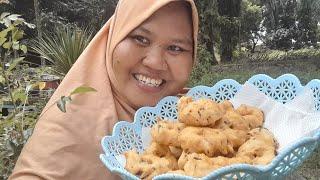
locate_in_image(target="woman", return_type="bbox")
[10,0,198,179]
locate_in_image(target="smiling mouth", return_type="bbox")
[133,74,165,87]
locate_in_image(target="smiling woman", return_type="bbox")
[112,1,194,109]
[9,0,198,180]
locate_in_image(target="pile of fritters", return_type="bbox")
[124,96,278,179]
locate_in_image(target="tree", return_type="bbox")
[195,0,219,64]
[295,0,318,48]
[240,0,263,53]
[217,0,242,62]
[39,0,117,33]
[262,0,298,50]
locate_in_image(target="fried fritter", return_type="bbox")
[237,128,277,165]
[179,152,252,177]
[218,100,234,113]
[145,141,170,157]
[213,110,250,131]
[179,127,247,157]
[178,97,224,127]
[124,150,141,175]
[169,146,183,159]
[139,154,176,180]
[182,153,218,177]
[236,104,264,129]
[124,143,179,180]
[151,119,185,147]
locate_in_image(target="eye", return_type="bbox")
[132,35,150,46]
[168,45,185,53]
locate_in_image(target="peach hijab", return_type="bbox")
[10,0,198,180]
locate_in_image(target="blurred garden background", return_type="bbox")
[0,0,319,179]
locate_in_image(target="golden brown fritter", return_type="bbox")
[144,141,170,157]
[182,153,218,177]
[218,100,234,113]
[213,110,250,131]
[169,146,183,159]
[124,150,141,175]
[178,98,224,127]
[237,128,277,165]
[236,104,264,129]
[177,96,193,113]
[179,127,245,157]
[151,119,185,147]
[138,154,176,180]
[179,153,252,177]
[124,143,179,180]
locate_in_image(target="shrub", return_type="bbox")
[30,25,93,76]
[0,13,50,179]
[188,44,212,86]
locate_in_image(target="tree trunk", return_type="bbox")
[33,0,45,66]
[217,0,242,63]
[207,24,218,64]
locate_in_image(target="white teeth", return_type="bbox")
[135,74,163,87]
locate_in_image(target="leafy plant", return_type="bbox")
[56,85,96,113]
[0,12,46,180]
[188,44,213,87]
[29,25,93,76]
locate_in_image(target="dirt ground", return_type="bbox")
[287,148,320,180]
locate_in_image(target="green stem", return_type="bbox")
[19,86,30,142]
[1,53,18,113]
[1,53,24,143]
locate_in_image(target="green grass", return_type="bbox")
[188,59,320,87]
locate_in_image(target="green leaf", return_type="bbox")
[56,98,66,113]
[20,44,27,53]
[13,90,27,102]
[2,41,12,49]
[0,28,10,38]
[56,96,72,113]
[7,14,22,21]
[24,22,36,29]
[0,37,6,46]
[13,19,23,26]
[70,86,97,96]
[0,75,5,84]
[8,57,24,71]
[29,25,93,75]
[12,41,20,50]
[12,29,24,41]
[2,18,11,27]
[0,12,10,20]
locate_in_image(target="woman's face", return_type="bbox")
[113,2,193,109]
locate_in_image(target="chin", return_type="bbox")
[141,99,160,108]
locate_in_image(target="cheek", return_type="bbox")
[169,56,193,82]
[113,40,142,75]
[113,41,131,67]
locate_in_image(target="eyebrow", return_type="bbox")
[172,38,193,47]
[135,26,193,47]
[136,26,152,35]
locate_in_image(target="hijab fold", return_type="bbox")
[10,1,198,179]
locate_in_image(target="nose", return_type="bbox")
[142,46,168,71]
